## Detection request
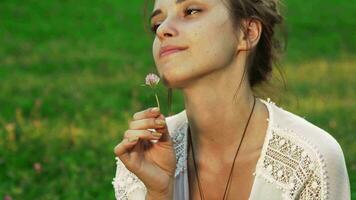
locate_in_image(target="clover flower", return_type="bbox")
[145,73,160,86]
[141,73,161,110]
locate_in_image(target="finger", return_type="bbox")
[154,114,172,143]
[133,107,161,120]
[129,117,166,130]
[154,114,168,132]
[113,137,140,160]
[124,129,163,141]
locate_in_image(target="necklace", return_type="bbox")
[188,96,256,200]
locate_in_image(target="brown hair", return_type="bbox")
[224,0,287,89]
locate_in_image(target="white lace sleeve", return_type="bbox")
[112,157,147,200]
[298,141,350,200]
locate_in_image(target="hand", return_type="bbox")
[114,107,176,195]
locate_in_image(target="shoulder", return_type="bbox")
[257,99,350,199]
[268,99,344,161]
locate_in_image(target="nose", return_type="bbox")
[156,17,178,40]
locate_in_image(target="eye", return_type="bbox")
[150,8,202,34]
[150,23,161,34]
[184,8,202,16]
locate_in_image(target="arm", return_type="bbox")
[299,142,351,200]
[323,141,350,200]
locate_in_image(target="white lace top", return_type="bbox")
[112,98,351,200]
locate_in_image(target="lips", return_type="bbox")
[159,45,188,58]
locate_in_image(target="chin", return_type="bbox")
[158,61,222,89]
[158,69,190,89]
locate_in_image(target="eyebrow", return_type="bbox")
[149,0,188,22]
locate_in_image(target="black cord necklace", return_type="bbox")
[188,96,256,200]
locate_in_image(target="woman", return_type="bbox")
[112,0,350,199]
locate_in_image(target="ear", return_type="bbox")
[237,18,262,51]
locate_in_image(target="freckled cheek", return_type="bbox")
[191,27,223,57]
[189,27,213,54]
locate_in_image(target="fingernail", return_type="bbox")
[128,136,139,142]
[151,107,160,112]
[151,132,162,137]
[155,119,166,125]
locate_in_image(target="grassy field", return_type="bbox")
[0,0,355,199]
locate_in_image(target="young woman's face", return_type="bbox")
[151,0,239,88]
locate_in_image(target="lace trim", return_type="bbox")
[255,98,328,200]
[112,157,146,200]
[299,167,324,199]
[171,118,188,177]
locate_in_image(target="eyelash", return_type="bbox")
[150,8,202,34]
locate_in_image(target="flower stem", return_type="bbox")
[155,93,160,110]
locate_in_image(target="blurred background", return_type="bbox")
[0,0,355,199]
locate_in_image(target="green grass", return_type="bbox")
[0,0,355,199]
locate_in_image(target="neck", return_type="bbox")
[182,66,258,158]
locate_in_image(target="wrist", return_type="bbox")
[145,179,174,200]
